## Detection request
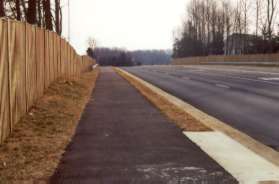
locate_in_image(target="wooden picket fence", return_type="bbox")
[0,18,95,143]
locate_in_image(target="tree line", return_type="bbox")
[131,50,171,65]
[87,47,171,66]
[0,0,62,35]
[173,0,279,58]
[87,47,136,66]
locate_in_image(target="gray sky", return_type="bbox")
[62,0,189,54]
[60,0,279,54]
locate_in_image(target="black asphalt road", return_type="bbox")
[51,68,237,184]
[124,65,279,151]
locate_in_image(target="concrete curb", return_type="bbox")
[115,67,279,168]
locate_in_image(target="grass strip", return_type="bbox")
[0,69,99,184]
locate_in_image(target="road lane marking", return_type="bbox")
[224,75,279,85]
[183,66,279,76]
[184,131,279,184]
[215,84,230,89]
[147,66,279,86]
[182,69,279,86]
[260,77,279,81]
[179,66,279,84]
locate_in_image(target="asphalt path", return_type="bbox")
[124,65,279,151]
[51,68,236,183]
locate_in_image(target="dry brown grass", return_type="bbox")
[0,69,99,184]
[115,68,211,132]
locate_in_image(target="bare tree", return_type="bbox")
[239,0,251,53]
[37,0,43,26]
[265,0,276,40]
[15,0,22,20]
[55,0,62,35]
[240,0,249,35]
[210,1,217,46]
[43,0,53,30]
[223,1,232,54]
[0,0,5,17]
[233,1,243,34]
[0,0,63,33]
[205,0,211,51]
[88,37,97,50]
[255,0,261,36]
[26,0,37,24]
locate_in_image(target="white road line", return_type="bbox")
[183,69,279,86]
[184,131,279,184]
[226,75,279,85]
[215,83,230,89]
[226,69,279,76]
[183,66,279,76]
[260,77,279,81]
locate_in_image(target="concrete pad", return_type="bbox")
[184,131,279,184]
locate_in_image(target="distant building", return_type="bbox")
[224,33,260,55]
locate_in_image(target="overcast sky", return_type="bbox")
[61,0,189,54]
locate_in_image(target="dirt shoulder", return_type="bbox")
[0,69,99,184]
